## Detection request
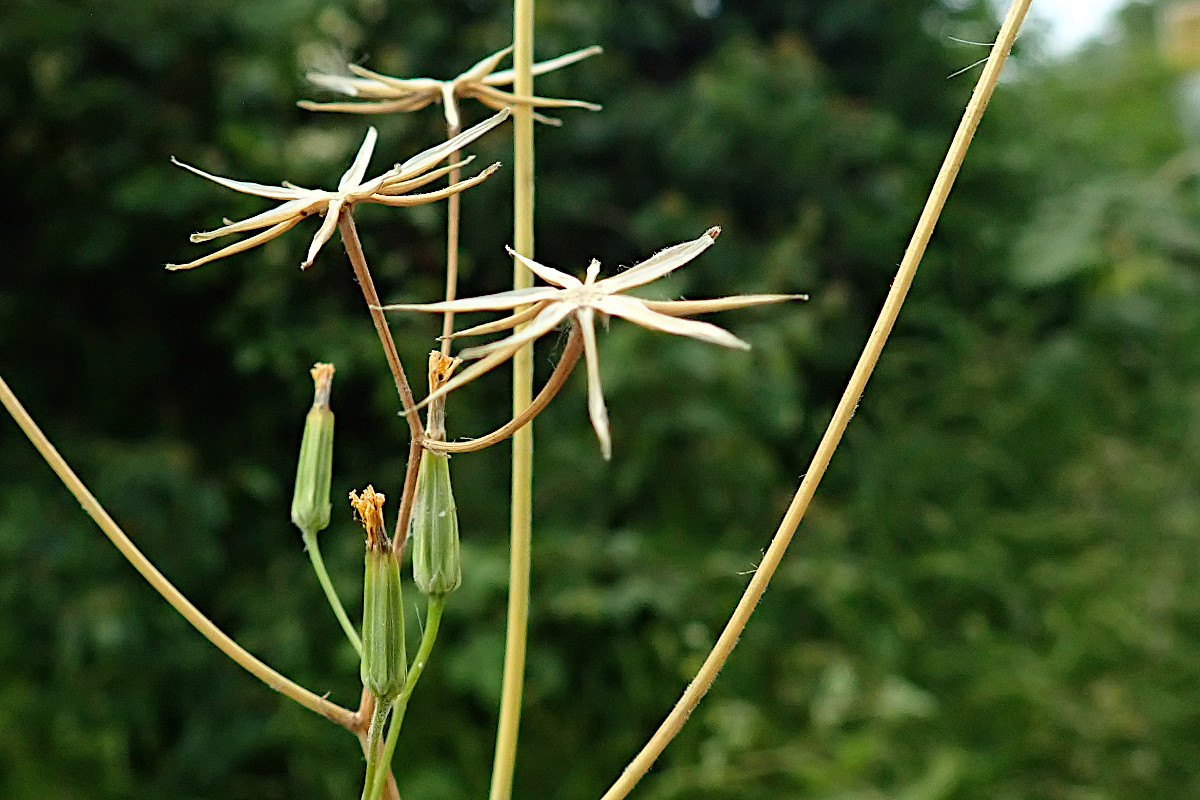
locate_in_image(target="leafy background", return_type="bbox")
[4,1,1200,798]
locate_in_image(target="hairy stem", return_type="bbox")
[490,1,536,797]
[0,372,356,730]
[426,324,582,455]
[596,2,1032,799]
[367,596,446,800]
[302,528,363,657]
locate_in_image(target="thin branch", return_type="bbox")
[442,122,464,356]
[337,211,428,547]
[425,323,583,454]
[366,595,446,800]
[596,2,1033,799]
[489,0,536,796]
[338,212,425,442]
[352,689,401,800]
[393,436,425,557]
[0,372,356,730]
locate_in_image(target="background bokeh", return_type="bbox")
[5,1,1200,798]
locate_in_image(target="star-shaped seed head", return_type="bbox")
[169,109,510,271]
[300,44,602,130]
[380,228,806,459]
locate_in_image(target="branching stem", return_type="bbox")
[367,596,446,800]
[595,2,1033,799]
[0,372,356,730]
[338,211,427,546]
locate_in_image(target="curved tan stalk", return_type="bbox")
[426,324,583,454]
[0,372,356,730]
[597,2,1033,798]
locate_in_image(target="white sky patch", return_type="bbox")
[1019,0,1127,52]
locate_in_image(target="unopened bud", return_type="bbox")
[410,450,461,596]
[350,486,406,700]
[291,363,335,534]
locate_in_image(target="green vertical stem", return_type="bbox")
[367,596,446,800]
[303,529,363,657]
[360,696,391,799]
[490,2,535,799]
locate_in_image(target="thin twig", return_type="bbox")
[596,2,1033,799]
[302,528,363,656]
[442,123,464,355]
[489,0,536,797]
[352,689,401,800]
[337,212,428,546]
[426,324,582,455]
[367,596,446,800]
[338,212,425,441]
[0,372,356,730]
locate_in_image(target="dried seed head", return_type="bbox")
[291,363,335,534]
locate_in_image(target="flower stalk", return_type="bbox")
[0,372,357,729]
[491,0,536,797]
[595,2,1033,797]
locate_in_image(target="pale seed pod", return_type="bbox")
[410,450,461,596]
[350,486,406,700]
[291,363,335,534]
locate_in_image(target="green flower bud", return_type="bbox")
[411,450,461,596]
[291,363,335,534]
[351,486,406,700]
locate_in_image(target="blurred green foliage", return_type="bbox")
[4,0,1200,798]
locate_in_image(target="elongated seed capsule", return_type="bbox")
[411,449,461,596]
[411,352,463,596]
[350,486,406,700]
[291,363,335,534]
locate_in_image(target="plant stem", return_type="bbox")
[442,125,463,355]
[302,528,363,657]
[361,694,391,798]
[337,212,427,546]
[351,689,401,800]
[338,212,424,442]
[595,2,1033,799]
[490,1,535,798]
[0,372,356,730]
[425,324,582,455]
[367,595,446,800]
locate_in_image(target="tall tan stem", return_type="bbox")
[597,2,1033,798]
[442,127,464,354]
[490,1,536,797]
